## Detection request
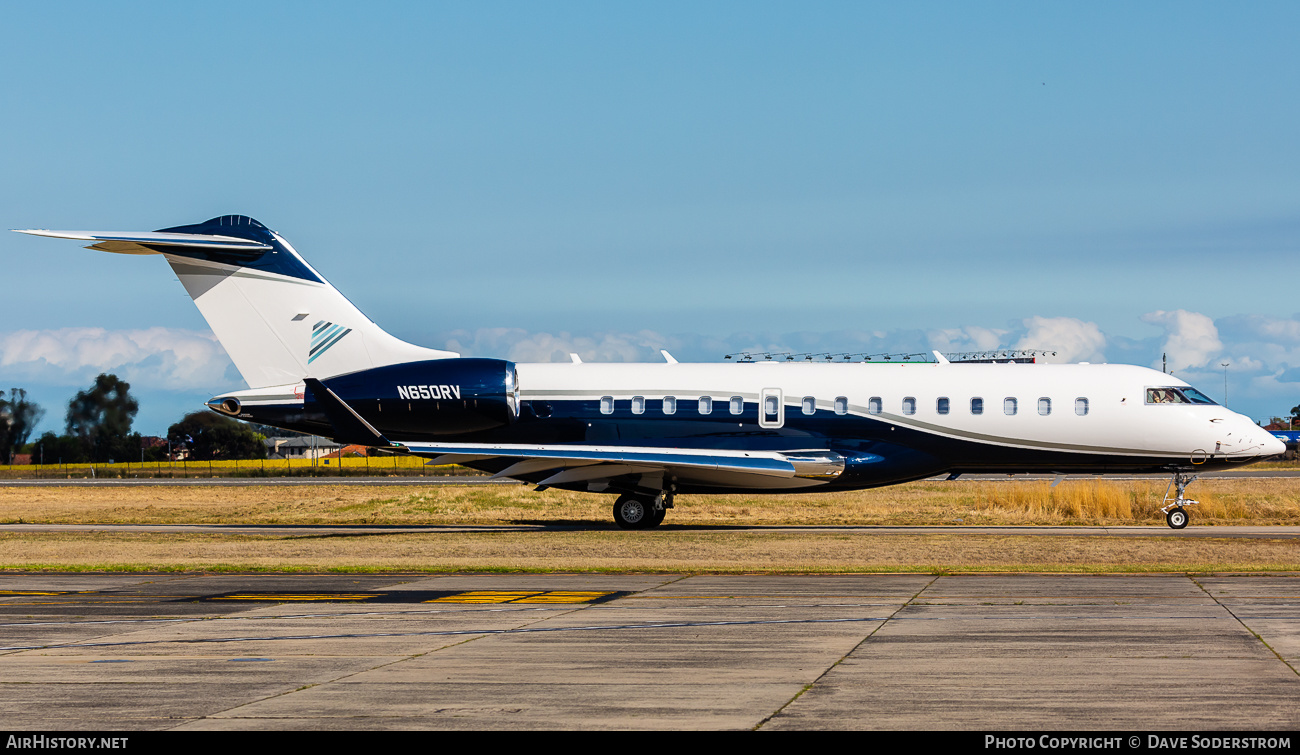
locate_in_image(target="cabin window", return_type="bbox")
[599,396,614,415]
[802,396,816,415]
[936,397,950,415]
[868,397,882,415]
[663,396,676,415]
[834,396,848,415]
[699,396,712,415]
[764,395,780,418]
[1038,397,1051,416]
[632,396,645,415]
[1004,397,1018,416]
[730,396,744,415]
[971,397,984,415]
[1075,397,1089,416]
[902,397,916,416]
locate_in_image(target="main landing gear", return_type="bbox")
[1160,472,1199,530]
[612,492,671,530]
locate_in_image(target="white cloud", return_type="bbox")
[12,312,1300,427]
[927,326,1007,353]
[1218,314,1300,345]
[1140,310,1222,371]
[0,328,238,391]
[1014,317,1106,363]
[443,328,673,363]
[1222,355,1264,371]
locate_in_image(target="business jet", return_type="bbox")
[17,215,1283,529]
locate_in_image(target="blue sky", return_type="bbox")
[3,1,1299,435]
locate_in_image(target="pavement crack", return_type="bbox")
[1189,574,1299,678]
[753,574,940,730]
[171,594,612,728]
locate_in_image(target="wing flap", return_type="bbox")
[424,454,498,466]
[492,458,604,479]
[400,441,800,478]
[536,464,660,486]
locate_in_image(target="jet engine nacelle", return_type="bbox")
[317,357,519,438]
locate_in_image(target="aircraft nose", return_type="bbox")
[1264,434,1287,457]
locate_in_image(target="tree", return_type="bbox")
[32,431,86,465]
[248,422,302,438]
[0,388,45,464]
[66,374,139,463]
[167,412,267,461]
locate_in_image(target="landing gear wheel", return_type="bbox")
[613,495,652,530]
[1166,507,1189,530]
[648,506,667,528]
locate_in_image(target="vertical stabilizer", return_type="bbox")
[16,215,457,388]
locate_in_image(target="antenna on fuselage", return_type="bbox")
[721,348,1060,364]
[942,349,1057,363]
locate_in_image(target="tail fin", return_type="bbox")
[15,215,457,388]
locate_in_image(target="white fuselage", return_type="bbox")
[514,360,1278,464]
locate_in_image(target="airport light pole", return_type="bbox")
[1221,362,1230,407]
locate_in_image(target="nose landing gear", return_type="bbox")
[1160,472,1199,530]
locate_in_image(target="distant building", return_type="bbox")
[264,436,343,460]
[322,444,375,459]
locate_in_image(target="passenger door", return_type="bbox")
[759,387,784,429]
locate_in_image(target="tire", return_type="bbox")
[1166,507,1189,530]
[613,495,651,530]
[647,506,667,528]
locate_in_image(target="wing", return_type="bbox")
[400,441,845,490]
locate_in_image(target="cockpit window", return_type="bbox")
[1146,388,1187,404]
[1145,387,1217,405]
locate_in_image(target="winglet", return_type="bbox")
[303,378,395,448]
[660,350,678,364]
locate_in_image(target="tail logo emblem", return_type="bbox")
[309,320,352,364]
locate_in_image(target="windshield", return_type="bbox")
[1145,386,1218,405]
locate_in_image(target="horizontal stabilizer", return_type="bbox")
[13,228,272,255]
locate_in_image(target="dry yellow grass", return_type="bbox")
[1,530,1296,573]
[2,478,1298,526]
[2,479,1297,572]
[0,456,453,476]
